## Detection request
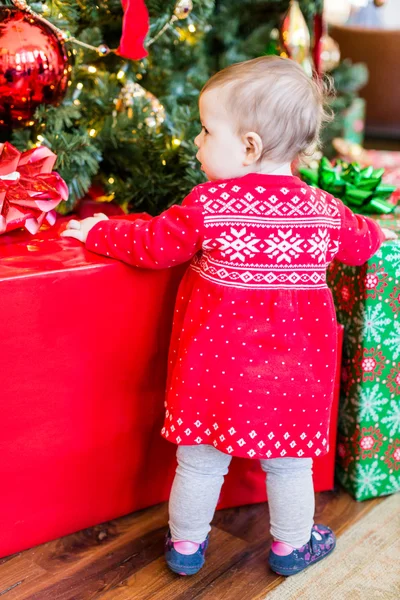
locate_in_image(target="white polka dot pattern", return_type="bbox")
[86,173,385,459]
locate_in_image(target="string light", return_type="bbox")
[88,66,97,74]
[76,82,83,90]
[108,177,115,184]
[89,129,96,137]
[117,70,125,80]
[37,135,44,142]
[188,24,196,33]
[172,138,181,148]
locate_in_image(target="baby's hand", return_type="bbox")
[61,213,109,243]
[381,227,398,241]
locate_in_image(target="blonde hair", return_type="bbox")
[201,55,333,163]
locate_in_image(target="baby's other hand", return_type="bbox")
[381,227,398,241]
[61,213,109,243]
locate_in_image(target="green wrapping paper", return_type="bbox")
[299,157,396,215]
[327,213,400,500]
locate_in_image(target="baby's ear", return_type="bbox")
[242,132,263,165]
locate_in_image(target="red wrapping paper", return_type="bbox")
[0,218,341,558]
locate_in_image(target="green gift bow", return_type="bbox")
[299,157,397,215]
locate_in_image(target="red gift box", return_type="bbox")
[0,217,341,558]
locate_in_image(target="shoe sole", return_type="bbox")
[167,562,204,576]
[270,539,336,577]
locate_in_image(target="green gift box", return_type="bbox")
[328,214,400,500]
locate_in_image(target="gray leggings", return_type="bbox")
[169,444,315,548]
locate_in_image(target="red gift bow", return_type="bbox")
[0,142,69,235]
[118,0,149,60]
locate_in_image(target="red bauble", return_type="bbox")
[0,7,70,128]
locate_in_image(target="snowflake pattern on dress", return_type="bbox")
[196,180,342,290]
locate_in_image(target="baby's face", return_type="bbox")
[194,88,247,181]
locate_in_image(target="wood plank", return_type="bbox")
[212,501,271,543]
[0,504,169,600]
[0,487,384,600]
[0,557,47,598]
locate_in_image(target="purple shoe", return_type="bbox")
[164,530,209,576]
[268,524,336,577]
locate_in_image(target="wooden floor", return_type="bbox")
[0,486,382,600]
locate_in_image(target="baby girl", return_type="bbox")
[62,56,386,577]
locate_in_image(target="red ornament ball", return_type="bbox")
[0,7,70,128]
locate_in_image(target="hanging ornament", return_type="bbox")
[174,0,193,20]
[320,34,341,72]
[114,81,165,129]
[280,0,313,77]
[0,7,69,128]
[373,0,386,6]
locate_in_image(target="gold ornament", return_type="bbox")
[114,81,165,129]
[320,34,340,73]
[373,0,386,6]
[174,0,193,20]
[281,0,313,77]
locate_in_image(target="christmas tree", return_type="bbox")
[1,0,365,215]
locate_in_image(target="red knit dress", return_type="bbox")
[86,173,384,459]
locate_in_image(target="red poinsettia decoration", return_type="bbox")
[384,439,400,471]
[0,142,68,235]
[336,273,358,313]
[352,426,383,460]
[353,347,386,382]
[386,362,400,395]
[389,285,400,315]
[362,262,388,300]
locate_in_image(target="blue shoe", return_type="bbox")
[164,530,209,576]
[268,524,336,577]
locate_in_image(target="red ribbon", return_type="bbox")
[0,142,68,235]
[118,0,149,61]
